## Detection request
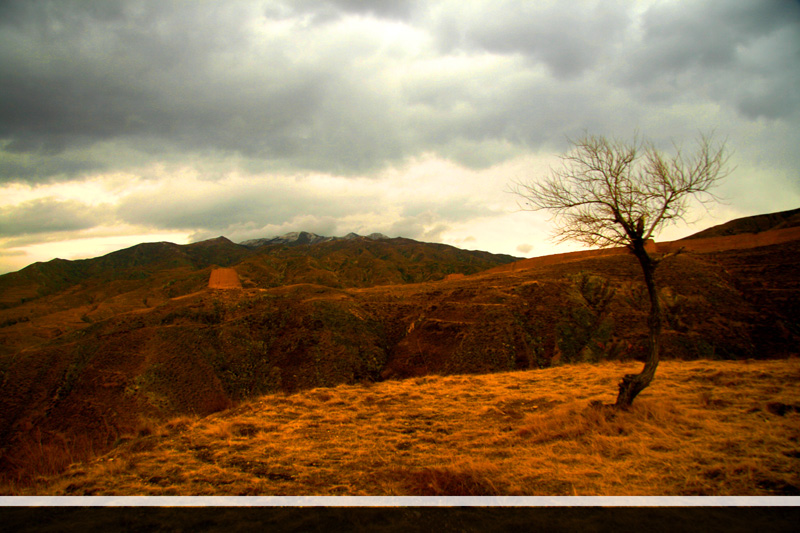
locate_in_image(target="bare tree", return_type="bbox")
[511,133,730,407]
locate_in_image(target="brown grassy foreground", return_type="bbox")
[6,358,800,496]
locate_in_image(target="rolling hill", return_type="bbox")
[0,233,517,310]
[682,207,800,239]
[0,213,799,487]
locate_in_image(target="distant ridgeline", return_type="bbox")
[240,231,391,247]
[682,207,800,239]
[0,231,518,308]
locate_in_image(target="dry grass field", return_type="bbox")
[8,357,799,496]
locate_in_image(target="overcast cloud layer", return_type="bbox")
[1,0,799,273]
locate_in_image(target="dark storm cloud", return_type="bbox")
[0,197,109,236]
[0,2,155,149]
[0,148,106,182]
[1,0,799,275]
[0,0,632,184]
[430,0,631,78]
[613,0,800,120]
[0,0,798,189]
[288,0,418,20]
[632,0,796,74]
[0,0,354,180]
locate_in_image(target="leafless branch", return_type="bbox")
[509,132,731,252]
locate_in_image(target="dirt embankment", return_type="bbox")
[208,268,242,289]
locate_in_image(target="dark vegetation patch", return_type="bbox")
[393,465,507,496]
[766,402,800,417]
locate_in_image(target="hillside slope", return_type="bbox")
[9,359,800,496]
[1,237,798,484]
[234,235,519,289]
[683,207,800,239]
[1,213,799,485]
[0,234,518,358]
[0,237,252,309]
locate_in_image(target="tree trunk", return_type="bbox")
[615,244,661,408]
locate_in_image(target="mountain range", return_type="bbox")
[240,230,391,247]
[1,210,798,484]
[0,232,517,310]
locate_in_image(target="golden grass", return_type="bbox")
[7,358,800,496]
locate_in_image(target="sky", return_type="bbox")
[1,0,798,274]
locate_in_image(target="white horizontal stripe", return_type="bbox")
[1,496,798,507]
